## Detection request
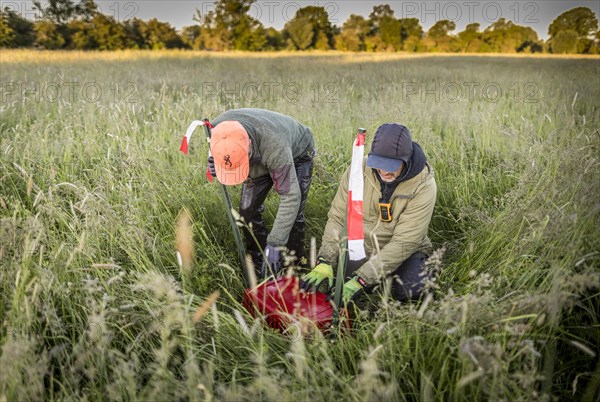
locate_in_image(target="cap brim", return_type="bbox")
[215,157,250,185]
[367,154,403,172]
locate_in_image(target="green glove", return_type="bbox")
[300,262,333,292]
[326,276,367,305]
[342,277,365,305]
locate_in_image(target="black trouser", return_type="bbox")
[239,153,313,270]
[347,251,430,302]
[388,252,430,302]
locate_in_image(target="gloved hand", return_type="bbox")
[328,276,367,305]
[261,244,282,278]
[207,155,216,177]
[342,278,365,305]
[300,262,333,292]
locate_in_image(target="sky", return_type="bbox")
[7,1,600,39]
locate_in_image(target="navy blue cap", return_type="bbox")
[367,124,413,172]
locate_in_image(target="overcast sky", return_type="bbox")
[7,1,600,39]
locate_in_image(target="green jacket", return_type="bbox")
[318,159,436,285]
[212,108,315,246]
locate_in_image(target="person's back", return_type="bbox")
[213,108,314,170]
[209,108,316,276]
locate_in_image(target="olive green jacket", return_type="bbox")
[318,159,436,284]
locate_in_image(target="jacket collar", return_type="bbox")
[364,159,431,199]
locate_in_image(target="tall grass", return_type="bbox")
[1,50,599,401]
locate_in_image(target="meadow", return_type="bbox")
[1,50,599,401]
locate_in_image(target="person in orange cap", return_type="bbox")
[208,108,316,278]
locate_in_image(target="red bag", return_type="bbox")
[243,276,347,332]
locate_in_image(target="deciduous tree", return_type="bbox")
[457,23,482,52]
[189,0,266,51]
[548,7,598,54]
[335,14,369,51]
[480,18,540,53]
[0,7,35,47]
[425,20,457,52]
[34,20,66,48]
[284,6,333,50]
[551,29,579,54]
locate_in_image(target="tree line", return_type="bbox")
[1,0,598,54]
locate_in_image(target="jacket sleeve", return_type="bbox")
[355,175,437,284]
[318,166,350,265]
[264,147,301,246]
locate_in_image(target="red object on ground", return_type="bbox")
[243,276,343,332]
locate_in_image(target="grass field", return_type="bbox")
[1,50,599,401]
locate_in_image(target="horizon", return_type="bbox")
[6,1,600,40]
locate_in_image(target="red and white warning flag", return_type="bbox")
[179,120,214,182]
[179,120,205,155]
[347,128,367,261]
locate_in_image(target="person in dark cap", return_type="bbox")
[300,123,437,305]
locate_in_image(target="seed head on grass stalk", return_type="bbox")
[175,208,195,275]
[355,344,397,401]
[192,291,220,324]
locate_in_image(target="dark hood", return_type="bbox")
[375,142,427,201]
[397,142,427,183]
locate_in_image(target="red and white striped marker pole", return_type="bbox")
[178,118,250,285]
[179,120,214,182]
[179,120,203,155]
[332,127,367,330]
[347,128,367,262]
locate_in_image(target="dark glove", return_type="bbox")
[207,155,216,177]
[261,244,282,278]
[300,261,333,292]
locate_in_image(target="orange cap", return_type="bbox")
[210,121,251,185]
